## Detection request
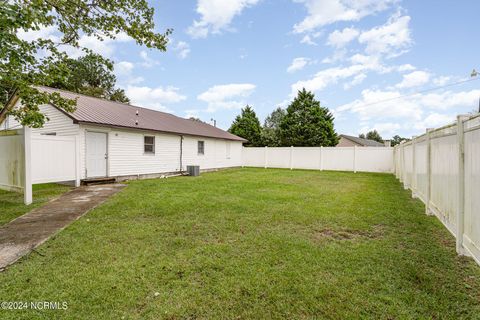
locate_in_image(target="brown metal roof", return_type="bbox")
[37,86,247,142]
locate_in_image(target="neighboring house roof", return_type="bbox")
[340,134,384,147]
[2,86,247,142]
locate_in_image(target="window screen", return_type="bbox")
[144,136,155,153]
[198,141,205,155]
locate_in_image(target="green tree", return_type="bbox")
[279,89,338,147]
[391,135,410,146]
[261,107,286,147]
[45,53,130,103]
[228,106,262,146]
[0,0,171,127]
[362,130,383,143]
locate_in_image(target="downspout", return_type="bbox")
[179,135,184,172]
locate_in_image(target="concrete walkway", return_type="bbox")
[0,184,125,270]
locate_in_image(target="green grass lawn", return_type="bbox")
[0,183,71,226]
[0,168,479,319]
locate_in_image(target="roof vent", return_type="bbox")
[135,120,138,125]
[136,110,139,116]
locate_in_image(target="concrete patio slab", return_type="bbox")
[0,184,125,270]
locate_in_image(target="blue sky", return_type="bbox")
[25,0,480,138]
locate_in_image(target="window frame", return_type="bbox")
[144,135,155,154]
[197,140,205,155]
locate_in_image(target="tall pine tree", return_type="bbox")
[261,107,286,147]
[228,105,262,146]
[280,89,338,146]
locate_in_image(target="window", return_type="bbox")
[144,136,155,154]
[198,141,205,155]
[226,141,231,159]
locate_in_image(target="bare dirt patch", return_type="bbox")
[312,224,386,243]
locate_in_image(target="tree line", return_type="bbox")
[358,130,410,146]
[228,89,339,147]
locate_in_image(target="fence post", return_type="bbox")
[75,136,81,187]
[290,146,293,170]
[456,115,468,255]
[23,126,32,205]
[402,143,408,189]
[353,146,357,173]
[319,146,323,171]
[425,128,433,215]
[264,146,268,169]
[411,136,417,198]
[399,142,404,183]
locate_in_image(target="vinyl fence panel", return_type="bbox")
[463,116,480,261]
[430,130,458,233]
[0,130,24,192]
[31,135,78,184]
[413,138,428,201]
[242,146,394,173]
[356,147,394,173]
[395,113,480,265]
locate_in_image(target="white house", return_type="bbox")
[0,86,246,184]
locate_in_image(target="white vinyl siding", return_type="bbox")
[182,136,242,170]
[78,125,243,179]
[2,103,79,136]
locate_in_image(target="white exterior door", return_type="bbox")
[86,132,107,178]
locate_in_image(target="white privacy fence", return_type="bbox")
[395,114,480,265]
[242,146,394,173]
[0,130,25,192]
[0,127,79,204]
[31,135,79,184]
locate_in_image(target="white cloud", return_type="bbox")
[293,0,395,33]
[336,89,480,134]
[138,50,160,68]
[290,54,392,96]
[185,109,201,118]
[327,27,359,48]
[17,25,60,43]
[18,26,133,60]
[115,61,134,76]
[358,14,412,57]
[322,48,347,64]
[287,57,311,73]
[64,33,133,58]
[344,73,367,89]
[359,122,401,138]
[397,64,416,72]
[300,35,317,46]
[291,64,368,95]
[197,83,256,112]
[433,76,451,86]
[115,61,144,86]
[17,25,132,59]
[337,89,421,122]
[187,0,260,38]
[173,41,191,59]
[125,85,187,112]
[413,113,455,131]
[395,70,430,89]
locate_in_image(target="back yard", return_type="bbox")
[0,168,479,319]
